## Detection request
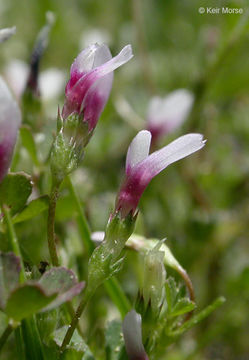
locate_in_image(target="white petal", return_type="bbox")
[72,43,112,74]
[0,76,21,130]
[140,133,206,177]
[39,68,66,100]
[4,59,29,98]
[0,26,16,43]
[126,130,151,173]
[147,89,194,130]
[95,44,133,77]
[0,76,21,181]
[122,310,147,359]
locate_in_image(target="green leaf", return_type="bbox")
[5,283,56,321]
[165,277,178,313]
[12,196,49,224]
[167,297,226,337]
[170,298,196,317]
[0,172,32,215]
[52,326,95,359]
[105,319,125,360]
[20,125,39,165]
[39,267,85,311]
[0,252,21,309]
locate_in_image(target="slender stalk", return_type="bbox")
[22,317,45,360]
[67,176,94,255]
[2,205,25,283]
[60,287,93,352]
[2,206,44,358]
[132,0,156,94]
[0,324,13,352]
[14,327,25,360]
[176,266,195,303]
[47,181,61,267]
[67,176,131,316]
[104,277,131,319]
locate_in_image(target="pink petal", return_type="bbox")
[62,45,133,122]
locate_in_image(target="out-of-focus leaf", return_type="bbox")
[0,252,21,309]
[12,195,49,224]
[20,125,39,165]
[39,267,85,311]
[0,172,32,215]
[105,319,125,360]
[5,283,56,321]
[53,326,95,359]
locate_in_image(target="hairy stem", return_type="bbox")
[67,176,131,316]
[60,287,93,352]
[47,181,61,267]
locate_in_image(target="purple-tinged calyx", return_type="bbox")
[147,89,194,144]
[0,77,21,182]
[62,44,133,133]
[123,310,149,360]
[115,130,206,218]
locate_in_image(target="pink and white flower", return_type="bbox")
[122,310,149,360]
[62,44,133,132]
[0,77,21,182]
[115,130,206,218]
[147,89,194,143]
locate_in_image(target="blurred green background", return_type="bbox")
[1,0,249,359]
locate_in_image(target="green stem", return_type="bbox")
[0,324,13,352]
[60,287,93,352]
[47,181,61,267]
[22,317,45,360]
[67,176,94,255]
[2,205,25,283]
[104,277,131,319]
[168,297,226,338]
[14,327,25,360]
[66,176,131,316]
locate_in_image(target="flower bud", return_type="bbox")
[62,44,133,143]
[122,310,149,360]
[0,77,21,182]
[50,111,85,184]
[142,242,166,316]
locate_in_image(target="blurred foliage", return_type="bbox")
[0,0,249,359]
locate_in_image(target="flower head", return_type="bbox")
[62,44,133,133]
[115,130,206,218]
[147,89,194,144]
[0,77,21,182]
[122,310,149,360]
